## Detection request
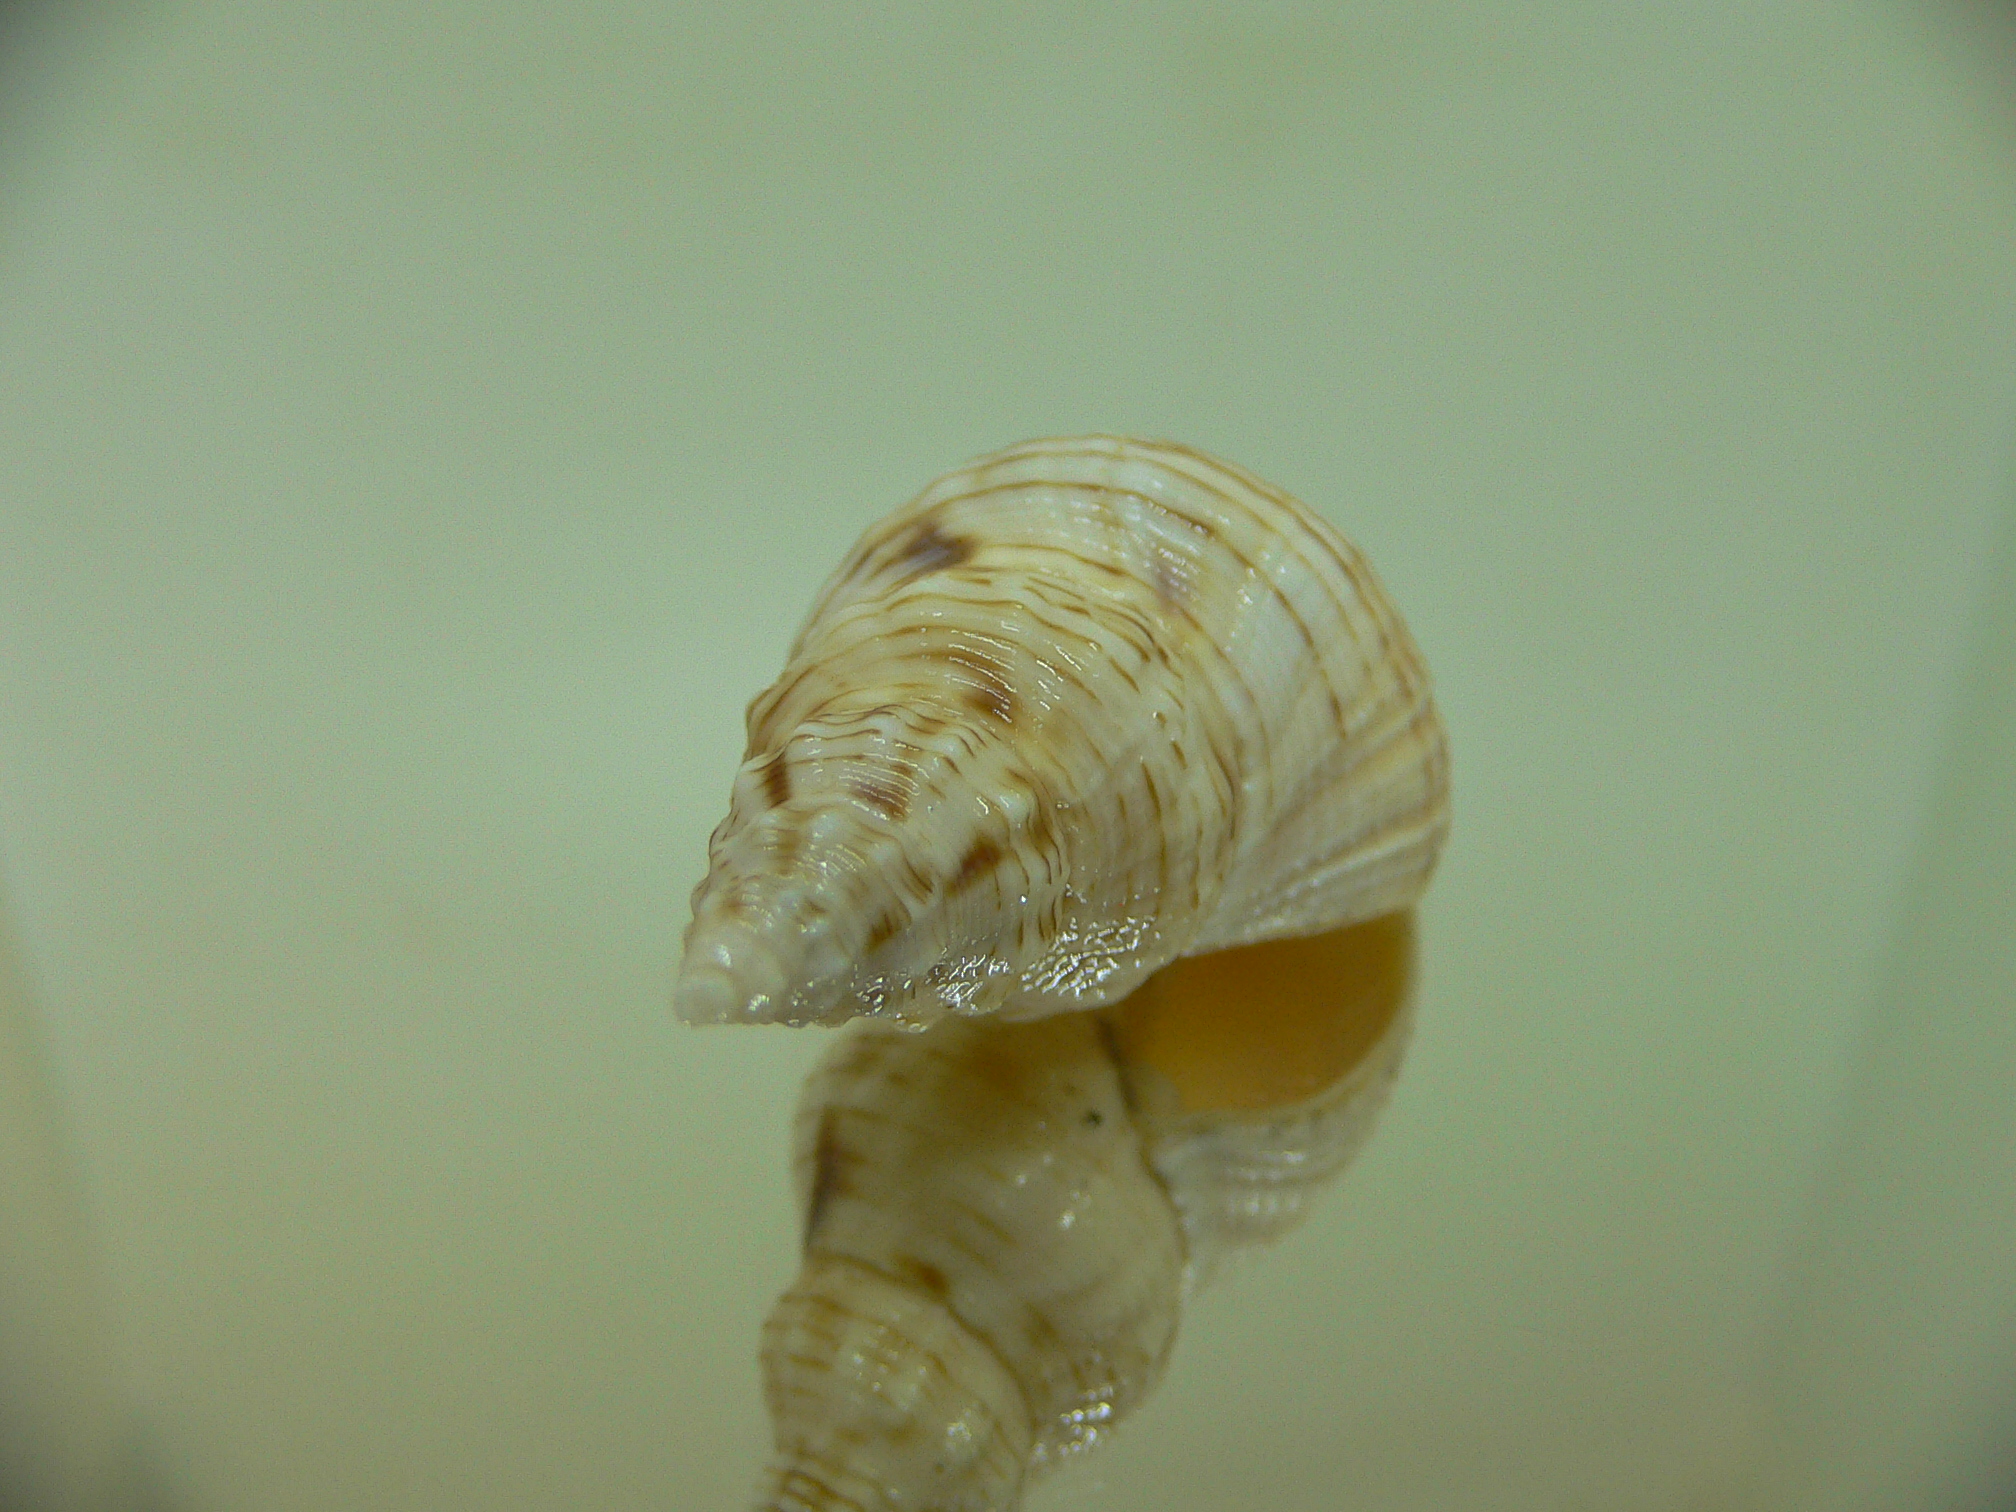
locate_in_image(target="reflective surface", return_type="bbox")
[749,914,1418,1511]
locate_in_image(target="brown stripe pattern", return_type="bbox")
[676,435,1448,1029]
[756,1011,1183,1509]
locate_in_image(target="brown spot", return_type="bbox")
[758,751,791,808]
[893,1255,950,1302]
[898,520,975,577]
[1024,799,1057,855]
[803,1109,857,1246]
[950,837,1002,894]
[964,677,1015,723]
[846,770,911,821]
[926,643,1016,725]
[865,909,906,954]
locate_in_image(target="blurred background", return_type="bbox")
[2,2,2014,1509]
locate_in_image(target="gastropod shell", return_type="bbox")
[676,435,1447,1030]
[759,911,1419,1512]
[678,437,1448,1511]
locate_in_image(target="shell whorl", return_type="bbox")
[677,436,1448,1029]
[754,912,1421,1512]
[758,1011,1186,1511]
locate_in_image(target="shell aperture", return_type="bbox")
[676,436,1449,1030]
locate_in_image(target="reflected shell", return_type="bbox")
[755,912,1420,1512]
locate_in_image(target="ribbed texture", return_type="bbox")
[756,1256,1030,1512]
[755,1012,1186,1510]
[752,918,1424,1509]
[678,435,1449,1029]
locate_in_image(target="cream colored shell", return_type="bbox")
[754,912,1420,1512]
[759,1012,1184,1512]
[676,435,1448,1029]
[679,438,1448,1510]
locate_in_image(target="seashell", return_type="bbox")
[675,435,1448,1030]
[674,438,1448,1508]
[755,909,1420,1512]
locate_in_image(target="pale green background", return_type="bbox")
[1,4,2014,1510]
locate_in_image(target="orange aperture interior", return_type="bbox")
[1103,910,1416,1115]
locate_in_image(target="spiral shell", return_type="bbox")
[676,438,1448,1509]
[676,435,1448,1029]
[755,911,1420,1512]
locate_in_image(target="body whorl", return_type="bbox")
[677,436,1448,1029]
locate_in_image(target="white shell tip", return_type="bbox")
[675,906,847,1027]
[671,959,743,1026]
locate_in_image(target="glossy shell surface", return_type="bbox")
[677,435,1448,1029]
[754,911,1421,1512]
